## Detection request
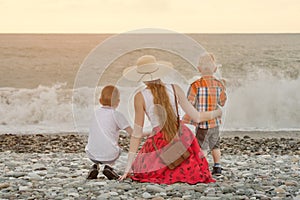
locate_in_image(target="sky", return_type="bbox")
[0,0,299,33]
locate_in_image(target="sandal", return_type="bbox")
[86,164,99,179]
[103,168,120,180]
[104,165,113,171]
[87,168,98,179]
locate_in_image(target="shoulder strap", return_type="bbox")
[171,84,180,128]
[171,84,183,137]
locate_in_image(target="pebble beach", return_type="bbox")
[1,133,299,200]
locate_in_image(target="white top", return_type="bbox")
[85,106,130,162]
[141,84,177,128]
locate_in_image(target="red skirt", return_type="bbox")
[130,123,215,184]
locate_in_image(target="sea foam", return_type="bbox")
[1,73,300,134]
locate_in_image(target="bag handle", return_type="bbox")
[171,84,180,130]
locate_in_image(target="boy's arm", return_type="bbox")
[124,127,151,137]
[115,111,133,136]
[219,80,227,106]
[124,126,133,136]
[182,84,197,124]
[187,84,197,106]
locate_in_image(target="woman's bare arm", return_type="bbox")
[119,92,145,180]
[173,84,222,123]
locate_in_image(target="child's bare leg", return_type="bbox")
[211,148,221,164]
[209,127,221,166]
[211,148,222,175]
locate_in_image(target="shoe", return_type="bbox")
[92,164,98,169]
[212,166,222,176]
[104,165,113,171]
[87,164,99,179]
[87,169,98,179]
[103,168,120,180]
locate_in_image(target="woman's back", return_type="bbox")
[141,84,177,128]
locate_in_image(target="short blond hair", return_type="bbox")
[198,53,216,75]
[99,85,120,106]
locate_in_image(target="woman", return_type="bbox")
[120,55,222,184]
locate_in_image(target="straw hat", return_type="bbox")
[123,55,174,82]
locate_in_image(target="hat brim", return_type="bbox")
[123,61,174,82]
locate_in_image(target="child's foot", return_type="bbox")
[104,165,113,171]
[87,164,99,179]
[212,166,222,176]
[103,167,120,180]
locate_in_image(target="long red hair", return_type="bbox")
[145,80,178,142]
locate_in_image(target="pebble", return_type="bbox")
[142,192,152,199]
[110,191,119,196]
[285,181,298,186]
[115,183,132,190]
[152,197,165,200]
[68,192,79,198]
[146,184,166,193]
[5,171,26,178]
[0,182,10,189]
[28,172,43,181]
[182,194,192,199]
[97,193,110,199]
[32,163,47,171]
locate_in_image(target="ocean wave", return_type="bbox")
[1,75,300,133]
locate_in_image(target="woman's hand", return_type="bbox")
[118,92,145,181]
[118,172,130,181]
[220,78,226,87]
[215,106,223,117]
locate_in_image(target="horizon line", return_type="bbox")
[0,32,300,35]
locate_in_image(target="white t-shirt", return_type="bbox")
[85,106,130,162]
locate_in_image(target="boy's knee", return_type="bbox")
[196,128,208,144]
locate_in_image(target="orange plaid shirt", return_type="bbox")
[182,76,227,129]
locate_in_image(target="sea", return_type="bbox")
[0,33,299,135]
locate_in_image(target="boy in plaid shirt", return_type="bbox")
[183,53,227,176]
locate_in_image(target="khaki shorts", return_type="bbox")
[196,127,220,151]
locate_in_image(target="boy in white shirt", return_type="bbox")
[86,85,132,179]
